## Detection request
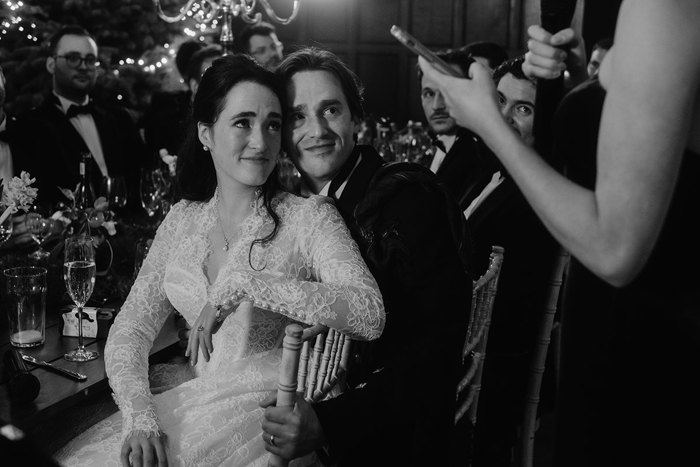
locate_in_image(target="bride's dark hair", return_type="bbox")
[176,54,285,264]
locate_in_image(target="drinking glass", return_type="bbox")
[101,175,128,209]
[24,207,54,260]
[140,168,162,218]
[63,235,99,362]
[4,266,47,347]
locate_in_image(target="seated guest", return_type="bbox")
[464,56,558,466]
[418,47,499,210]
[586,37,613,78]
[54,53,384,466]
[260,47,472,467]
[23,25,146,211]
[235,21,285,70]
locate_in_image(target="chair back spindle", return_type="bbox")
[269,324,352,467]
[455,245,505,426]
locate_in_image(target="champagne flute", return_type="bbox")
[63,234,99,362]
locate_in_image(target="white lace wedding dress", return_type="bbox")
[55,192,385,467]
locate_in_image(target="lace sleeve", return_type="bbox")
[104,201,188,441]
[213,196,385,341]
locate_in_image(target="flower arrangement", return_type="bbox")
[0,171,38,224]
[54,185,117,238]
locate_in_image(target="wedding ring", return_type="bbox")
[197,325,205,332]
[269,434,276,446]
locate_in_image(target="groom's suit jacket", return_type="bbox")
[312,145,472,467]
[24,95,146,209]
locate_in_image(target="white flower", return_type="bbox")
[159,148,178,177]
[1,171,38,213]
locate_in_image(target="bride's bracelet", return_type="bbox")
[213,290,250,324]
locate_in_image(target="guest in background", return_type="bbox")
[185,44,224,97]
[235,21,284,70]
[417,48,497,211]
[142,39,206,159]
[465,56,558,467]
[420,1,700,464]
[586,37,612,78]
[261,47,472,467]
[24,25,146,211]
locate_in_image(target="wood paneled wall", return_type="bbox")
[269,0,586,127]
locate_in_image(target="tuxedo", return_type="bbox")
[312,145,472,466]
[24,94,146,210]
[435,129,559,465]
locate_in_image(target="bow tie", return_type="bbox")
[67,102,93,118]
[432,138,447,154]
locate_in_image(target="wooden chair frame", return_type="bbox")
[455,245,505,426]
[517,247,569,467]
[269,323,352,467]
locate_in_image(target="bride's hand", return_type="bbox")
[186,300,242,365]
[121,433,168,467]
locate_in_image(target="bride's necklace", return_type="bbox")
[216,188,262,252]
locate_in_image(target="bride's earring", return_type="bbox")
[203,145,209,151]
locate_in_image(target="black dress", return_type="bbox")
[553,78,700,466]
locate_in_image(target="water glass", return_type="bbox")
[3,267,47,347]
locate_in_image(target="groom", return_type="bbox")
[260,47,472,466]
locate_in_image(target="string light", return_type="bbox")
[0,0,38,42]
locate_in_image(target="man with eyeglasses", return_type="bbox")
[235,22,284,70]
[23,25,146,210]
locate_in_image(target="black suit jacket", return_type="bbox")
[313,145,472,466]
[23,95,146,210]
[439,136,559,458]
[434,128,502,211]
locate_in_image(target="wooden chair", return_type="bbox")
[268,323,352,467]
[455,245,505,426]
[517,247,570,467]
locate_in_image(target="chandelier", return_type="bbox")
[154,0,301,54]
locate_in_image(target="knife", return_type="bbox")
[20,353,88,381]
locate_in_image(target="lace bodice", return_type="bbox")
[105,192,385,440]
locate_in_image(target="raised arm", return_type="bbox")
[419,0,700,287]
[105,202,186,441]
[206,196,385,342]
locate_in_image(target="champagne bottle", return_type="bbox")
[75,152,94,210]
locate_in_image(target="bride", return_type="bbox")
[56,54,385,467]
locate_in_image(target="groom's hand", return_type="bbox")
[260,394,326,460]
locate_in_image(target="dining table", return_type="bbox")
[0,216,181,455]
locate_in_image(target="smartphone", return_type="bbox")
[390,25,466,78]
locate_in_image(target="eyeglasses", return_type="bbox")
[55,53,99,69]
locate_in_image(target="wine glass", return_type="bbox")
[101,176,128,209]
[63,235,99,362]
[140,168,162,218]
[25,207,54,260]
